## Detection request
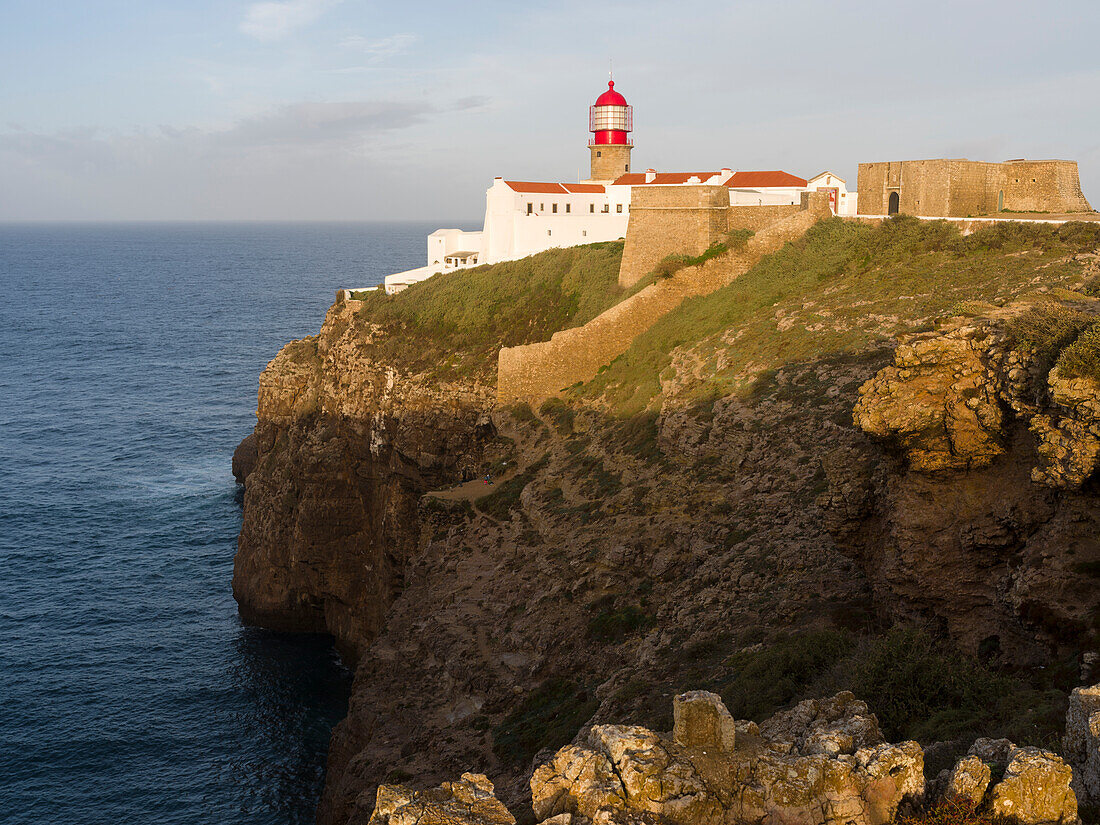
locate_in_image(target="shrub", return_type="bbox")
[1056,322,1100,383]
[539,397,575,435]
[508,402,540,425]
[588,604,655,644]
[897,801,1012,825]
[1004,303,1093,361]
[717,630,855,721]
[492,678,598,767]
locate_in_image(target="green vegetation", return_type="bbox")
[628,228,757,295]
[717,629,855,721]
[1057,322,1100,383]
[588,601,655,644]
[474,457,547,521]
[898,801,1011,825]
[583,217,1100,413]
[351,241,625,378]
[714,627,1071,747]
[1004,302,1100,383]
[539,396,575,435]
[611,626,1073,749]
[492,678,598,767]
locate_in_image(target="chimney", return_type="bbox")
[645,168,657,183]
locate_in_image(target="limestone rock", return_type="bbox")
[530,692,921,825]
[988,747,1077,825]
[673,690,736,755]
[853,331,1005,472]
[944,754,991,807]
[758,691,884,757]
[968,738,1016,769]
[1064,683,1100,804]
[367,773,515,825]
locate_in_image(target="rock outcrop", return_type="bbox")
[531,692,923,825]
[1064,684,1100,805]
[364,773,515,825]
[833,308,1100,662]
[853,313,1100,489]
[233,297,497,655]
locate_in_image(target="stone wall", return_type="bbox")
[1003,160,1093,213]
[857,158,1093,217]
[497,203,828,404]
[617,185,733,289]
[727,202,804,232]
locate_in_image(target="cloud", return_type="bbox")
[453,96,490,112]
[338,33,417,58]
[240,0,339,42]
[221,100,434,147]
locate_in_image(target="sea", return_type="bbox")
[0,222,474,824]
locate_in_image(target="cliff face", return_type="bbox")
[233,227,1100,825]
[233,297,497,658]
[834,311,1100,663]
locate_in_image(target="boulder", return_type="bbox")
[1064,683,1100,805]
[988,747,1077,825]
[944,754,992,807]
[367,773,516,825]
[758,691,884,757]
[673,690,736,755]
[530,692,922,825]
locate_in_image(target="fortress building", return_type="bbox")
[858,159,1092,217]
[382,79,853,294]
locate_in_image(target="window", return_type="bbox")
[526,203,533,215]
[582,230,587,237]
[547,230,552,236]
[540,203,544,211]
[589,204,595,213]
[596,151,602,157]
[625,164,629,172]
[565,203,571,213]
[616,204,623,213]
[552,203,557,213]
[602,204,609,213]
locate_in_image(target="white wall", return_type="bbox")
[481,178,629,264]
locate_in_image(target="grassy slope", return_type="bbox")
[583,217,1100,413]
[350,241,625,378]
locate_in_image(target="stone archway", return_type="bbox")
[888,191,900,215]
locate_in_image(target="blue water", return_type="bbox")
[0,222,470,824]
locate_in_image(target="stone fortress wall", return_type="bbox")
[497,192,832,403]
[858,159,1092,217]
[617,187,811,289]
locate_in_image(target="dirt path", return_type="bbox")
[424,472,516,502]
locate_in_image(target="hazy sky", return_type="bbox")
[2,0,1098,221]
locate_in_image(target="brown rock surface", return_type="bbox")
[529,692,922,825]
[235,292,1100,825]
[988,747,1077,825]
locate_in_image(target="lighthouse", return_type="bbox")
[587,79,633,182]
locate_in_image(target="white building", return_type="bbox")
[380,81,857,294]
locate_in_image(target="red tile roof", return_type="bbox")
[612,172,720,185]
[504,181,569,194]
[726,170,808,188]
[504,180,607,194]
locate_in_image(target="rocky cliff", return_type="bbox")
[234,221,1100,825]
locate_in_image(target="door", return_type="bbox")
[888,191,900,215]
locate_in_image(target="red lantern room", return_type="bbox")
[589,80,633,146]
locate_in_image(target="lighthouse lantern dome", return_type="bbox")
[589,80,632,147]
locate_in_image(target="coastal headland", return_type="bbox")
[233,214,1100,825]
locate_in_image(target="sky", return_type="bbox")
[1,0,1099,222]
